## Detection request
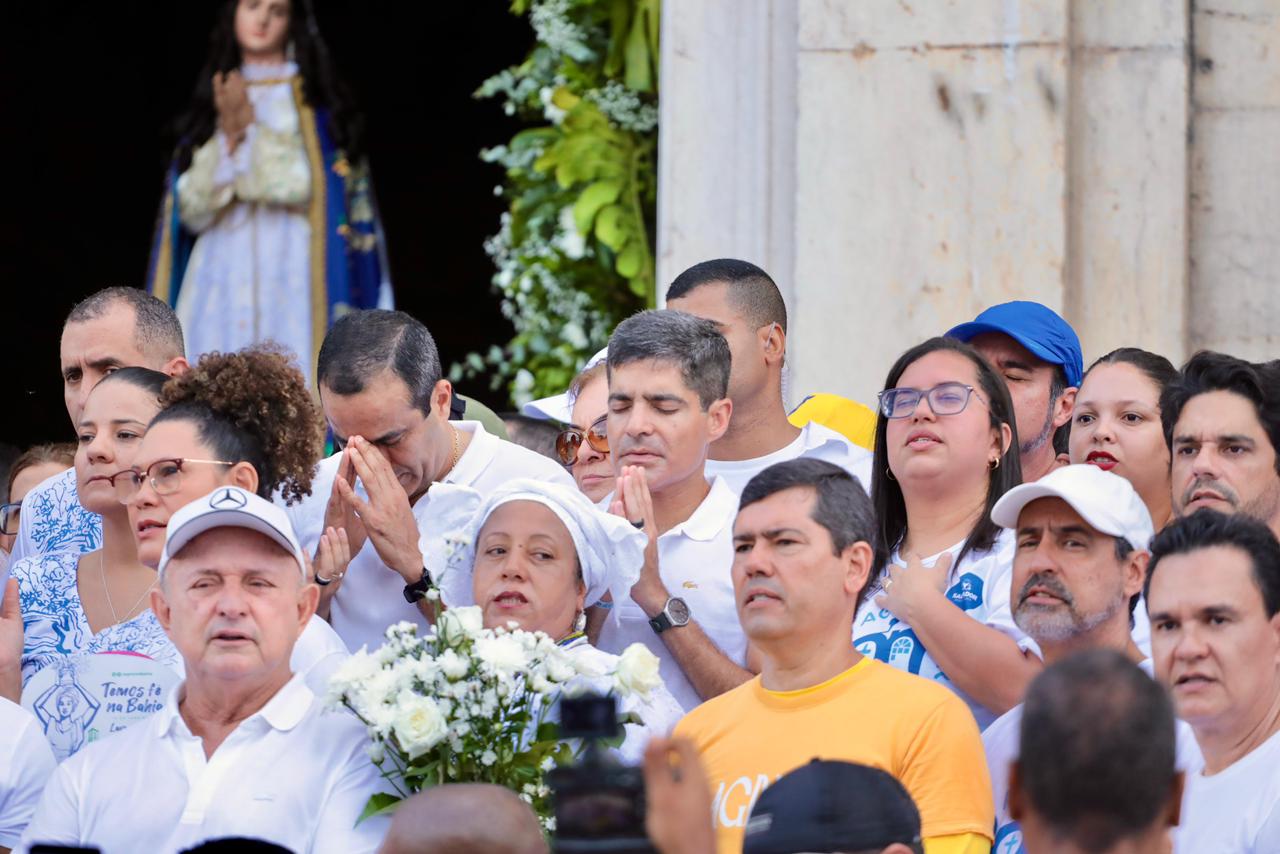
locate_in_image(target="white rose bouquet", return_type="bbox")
[327,601,660,827]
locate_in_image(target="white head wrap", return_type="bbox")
[424,478,646,624]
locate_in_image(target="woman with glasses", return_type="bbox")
[4,369,175,704]
[853,337,1040,729]
[557,363,615,504]
[121,345,350,677]
[0,443,76,572]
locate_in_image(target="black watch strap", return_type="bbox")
[403,568,434,603]
[648,611,673,634]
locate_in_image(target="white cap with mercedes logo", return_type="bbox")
[157,486,308,578]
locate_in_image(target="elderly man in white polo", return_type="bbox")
[20,486,390,854]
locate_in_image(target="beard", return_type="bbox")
[1013,572,1124,645]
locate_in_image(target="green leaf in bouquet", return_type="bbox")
[535,721,562,743]
[358,792,403,824]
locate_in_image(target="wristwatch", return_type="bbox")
[648,597,691,635]
[403,568,434,604]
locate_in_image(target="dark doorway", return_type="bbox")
[0,1,529,448]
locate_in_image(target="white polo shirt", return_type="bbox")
[596,476,743,712]
[0,699,56,849]
[704,421,873,495]
[983,658,1203,854]
[19,673,390,854]
[285,421,575,653]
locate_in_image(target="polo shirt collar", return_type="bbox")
[442,421,495,488]
[156,672,314,738]
[662,475,737,543]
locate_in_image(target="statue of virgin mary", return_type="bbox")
[147,0,391,380]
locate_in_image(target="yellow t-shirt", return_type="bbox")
[788,393,877,451]
[674,658,994,854]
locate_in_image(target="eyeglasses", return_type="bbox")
[112,458,237,503]
[0,502,21,536]
[877,382,987,420]
[555,417,609,467]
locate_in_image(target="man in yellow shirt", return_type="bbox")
[675,458,994,854]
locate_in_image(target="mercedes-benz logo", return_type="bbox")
[210,487,249,509]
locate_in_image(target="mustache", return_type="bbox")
[1181,476,1239,508]
[1016,572,1075,608]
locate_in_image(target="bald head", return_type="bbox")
[378,785,548,854]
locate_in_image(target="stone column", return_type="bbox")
[1188,1,1280,360]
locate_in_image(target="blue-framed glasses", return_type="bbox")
[877,382,986,420]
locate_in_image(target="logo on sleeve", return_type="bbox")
[946,572,984,611]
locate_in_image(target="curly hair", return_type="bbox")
[151,344,323,504]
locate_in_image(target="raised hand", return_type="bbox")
[0,579,25,703]
[323,447,368,557]
[874,551,953,626]
[610,465,666,615]
[336,436,424,583]
[213,70,254,149]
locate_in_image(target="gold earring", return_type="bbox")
[990,457,1001,471]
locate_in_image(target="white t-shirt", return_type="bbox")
[0,699,56,848]
[704,421,873,495]
[19,674,391,854]
[852,528,1035,730]
[983,658,1203,854]
[284,421,575,653]
[596,476,743,712]
[1176,727,1280,854]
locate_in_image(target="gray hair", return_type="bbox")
[317,310,443,412]
[65,287,185,361]
[606,310,730,410]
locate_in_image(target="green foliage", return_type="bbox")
[456,0,660,406]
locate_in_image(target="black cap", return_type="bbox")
[743,759,922,854]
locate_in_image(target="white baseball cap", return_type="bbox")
[157,486,308,578]
[991,464,1155,550]
[519,346,609,423]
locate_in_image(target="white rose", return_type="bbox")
[392,695,449,759]
[614,644,662,699]
[480,749,498,766]
[474,634,527,675]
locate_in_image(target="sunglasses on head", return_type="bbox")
[555,416,609,467]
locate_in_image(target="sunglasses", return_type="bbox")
[555,416,609,467]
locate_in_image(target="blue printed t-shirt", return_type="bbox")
[851,528,1037,730]
[7,468,102,573]
[12,551,179,687]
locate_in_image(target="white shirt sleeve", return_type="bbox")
[0,714,57,849]
[14,757,81,853]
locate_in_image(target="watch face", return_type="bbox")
[667,597,691,625]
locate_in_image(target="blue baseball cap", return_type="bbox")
[947,301,1084,387]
